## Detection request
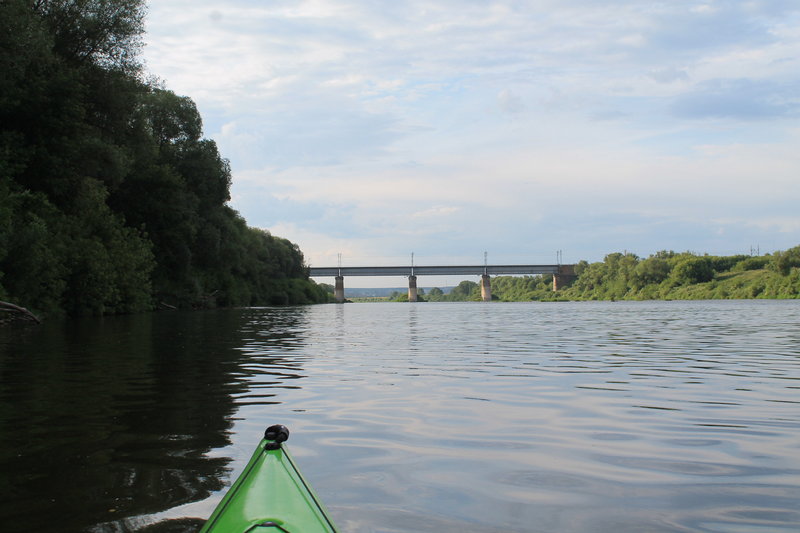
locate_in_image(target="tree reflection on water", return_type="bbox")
[0,309,308,532]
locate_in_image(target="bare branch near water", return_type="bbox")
[0,301,42,324]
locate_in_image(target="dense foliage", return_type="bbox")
[394,249,800,303]
[481,248,800,302]
[0,0,328,316]
[385,281,488,302]
[424,281,484,302]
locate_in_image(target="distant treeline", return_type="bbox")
[387,284,476,302]
[559,248,800,301]
[1,1,328,317]
[387,248,800,302]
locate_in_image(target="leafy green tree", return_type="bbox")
[733,256,770,271]
[446,280,480,301]
[567,252,639,299]
[710,254,749,272]
[489,275,554,301]
[388,291,407,302]
[177,140,232,208]
[573,260,589,276]
[670,257,715,285]
[634,257,671,285]
[140,90,203,149]
[0,0,328,315]
[770,246,800,275]
[0,190,67,313]
[477,249,799,302]
[33,0,146,72]
[427,287,444,300]
[653,250,678,260]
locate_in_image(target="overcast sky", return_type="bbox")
[143,0,800,286]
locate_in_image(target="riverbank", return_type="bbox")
[555,249,800,301]
[373,248,800,302]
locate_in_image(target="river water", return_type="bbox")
[1,301,799,532]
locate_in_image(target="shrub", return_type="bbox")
[733,256,771,271]
[671,257,715,285]
[770,246,800,275]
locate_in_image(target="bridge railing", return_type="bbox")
[309,265,564,277]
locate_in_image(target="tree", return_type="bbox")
[33,0,146,72]
[771,246,800,276]
[670,257,715,285]
[447,280,479,301]
[140,89,203,149]
[177,140,232,208]
[634,257,671,285]
[0,1,328,315]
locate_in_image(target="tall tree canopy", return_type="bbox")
[1,0,327,316]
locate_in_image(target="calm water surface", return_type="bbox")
[1,301,799,532]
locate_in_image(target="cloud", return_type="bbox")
[411,206,461,218]
[213,104,404,171]
[713,216,800,234]
[647,67,689,84]
[497,89,525,114]
[144,0,800,266]
[671,78,799,120]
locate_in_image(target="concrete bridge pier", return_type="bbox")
[480,274,492,302]
[552,265,577,291]
[334,275,345,303]
[408,275,418,302]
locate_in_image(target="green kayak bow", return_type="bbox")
[200,425,339,533]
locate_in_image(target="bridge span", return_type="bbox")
[309,264,576,302]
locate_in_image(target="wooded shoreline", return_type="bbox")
[1,1,329,319]
[381,249,800,302]
[3,3,796,318]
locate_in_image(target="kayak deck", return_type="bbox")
[200,426,338,533]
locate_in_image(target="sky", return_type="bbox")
[143,0,800,287]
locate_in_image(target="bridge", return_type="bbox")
[309,264,577,302]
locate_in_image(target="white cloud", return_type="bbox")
[647,67,690,84]
[144,0,800,265]
[266,222,369,267]
[713,217,800,234]
[497,89,525,114]
[411,205,461,218]
[690,4,717,15]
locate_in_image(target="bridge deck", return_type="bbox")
[309,265,562,277]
